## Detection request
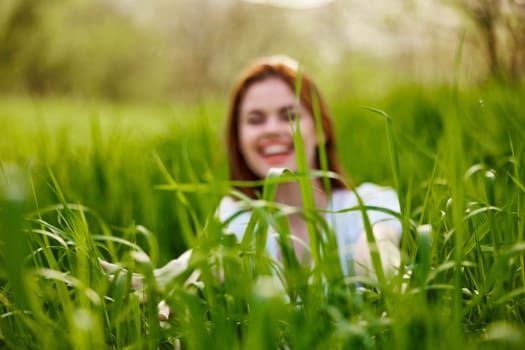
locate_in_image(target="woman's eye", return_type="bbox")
[246,114,265,125]
[280,110,299,122]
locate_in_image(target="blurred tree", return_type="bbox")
[151,0,339,99]
[0,0,349,101]
[446,0,525,81]
[4,0,505,101]
[0,0,57,94]
[54,0,171,100]
[0,0,172,100]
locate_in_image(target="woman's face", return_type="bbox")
[238,77,319,178]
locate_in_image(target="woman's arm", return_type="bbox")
[353,222,401,279]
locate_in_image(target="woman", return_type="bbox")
[102,55,402,320]
[217,55,401,275]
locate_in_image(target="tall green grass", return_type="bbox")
[1,82,524,349]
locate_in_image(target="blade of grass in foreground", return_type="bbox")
[362,107,406,284]
[444,97,467,347]
[508,135,525,289]
[292,69,321,273]
[0,163,30,309]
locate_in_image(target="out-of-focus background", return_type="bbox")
[1,0,524,261]
[1,4,525,348]
[1,0,523,102]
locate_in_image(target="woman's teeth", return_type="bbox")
[262,144,290,156]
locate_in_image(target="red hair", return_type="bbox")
[226,56,347,198]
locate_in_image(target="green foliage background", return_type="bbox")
[1,0,525,349]
[2,81,524,349]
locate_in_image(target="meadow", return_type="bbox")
[1,81,524,349]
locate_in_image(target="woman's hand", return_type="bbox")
[353,223,401,279]
[99,249,200,321]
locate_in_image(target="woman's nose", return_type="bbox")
[263,115,287,134]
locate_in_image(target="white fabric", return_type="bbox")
[217,183,401,275]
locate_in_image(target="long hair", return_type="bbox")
[226,56,347,198]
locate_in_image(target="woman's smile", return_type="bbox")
[258,141,294,164]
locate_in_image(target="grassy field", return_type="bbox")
[1,81,524,349]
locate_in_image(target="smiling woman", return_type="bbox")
[220,55,401,268]
[227,55,344,199]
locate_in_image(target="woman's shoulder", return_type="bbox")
[218,195,236,209]
[356,182,396,197]
[218,195,255,222]
[332,182,396,199]
[218,196,240,217]
[331,183,399,209]
[216,195,256,242]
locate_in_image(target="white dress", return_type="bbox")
[217,183,401,275]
